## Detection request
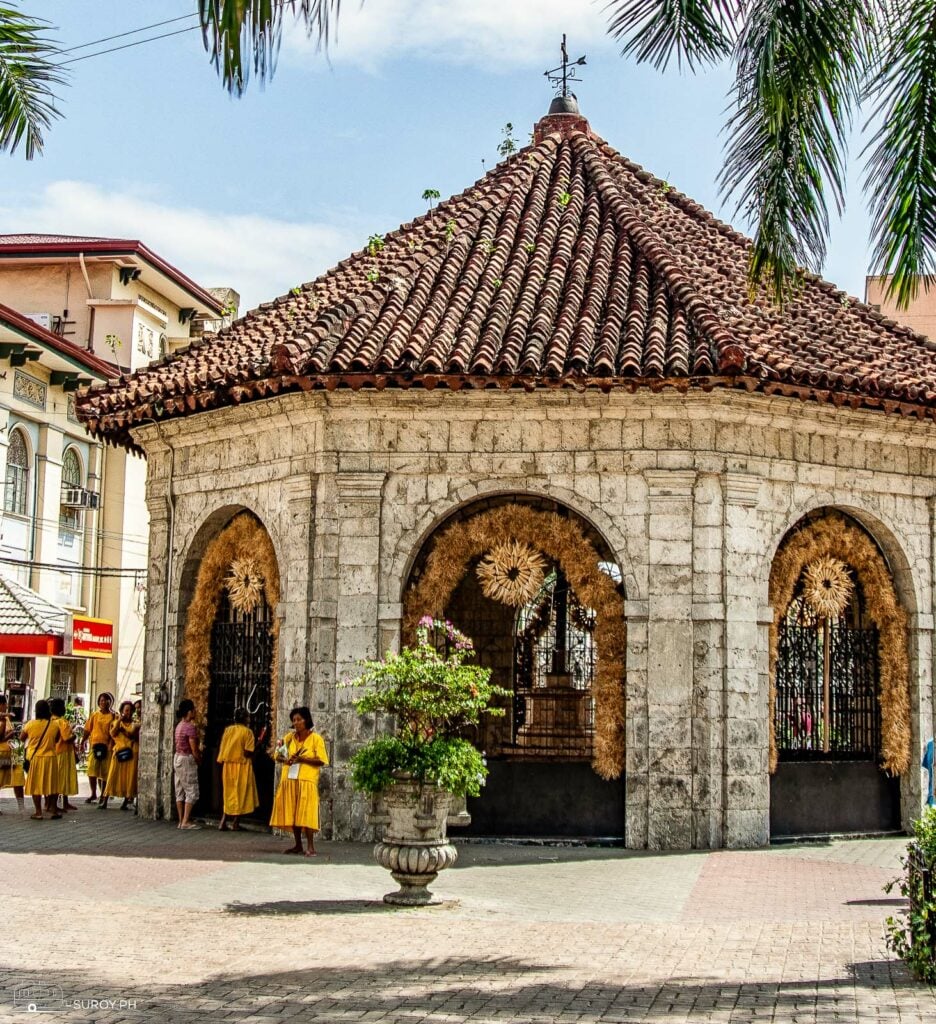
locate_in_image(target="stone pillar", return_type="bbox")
[276,474,316,717]
[722,472,769,847]
[691,472,725,848]
[624,597,649,848]
[329,470,386,840]
[644,469,696,849]
[140,486,172,821]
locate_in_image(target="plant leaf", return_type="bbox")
[605,0,744,70]
[198,0,344,96]
[720,0,871,304]
[863,1,936,308]
[0,4,65,158]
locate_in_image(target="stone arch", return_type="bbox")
[402,497,627,781]
[757,496,921,620]
[390,480,639,606]
[178,509,281,737]
[767,509,911,779]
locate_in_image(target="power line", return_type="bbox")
[58,13,199,54]
[55,25,200,67]
[0,556,146,578]
[0,512,152,550]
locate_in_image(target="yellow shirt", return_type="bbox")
[110,718,139,752]
[86,710,117,746]
[22,718,62,758]
[53,716,74,753]
[279,731,328,783]
[217,723,255,764]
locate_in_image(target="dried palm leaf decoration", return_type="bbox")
[802,556,853,620]
[477,540,547,607]
[225,557,264,614]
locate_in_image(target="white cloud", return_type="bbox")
[0,181,362,314]
[284,0,612,70]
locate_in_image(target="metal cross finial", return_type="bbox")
[544,33,586,97]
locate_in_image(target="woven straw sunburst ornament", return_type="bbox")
[802,556,854,620]
[476,540,547,607]
[225,557,264,614]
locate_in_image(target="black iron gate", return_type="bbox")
[203,590,275,818]
[466,567,625,837]
[771,579,899,835]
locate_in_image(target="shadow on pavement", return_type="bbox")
[1,956,926,1023]
[224,898,396,915]
[0,798,705,867]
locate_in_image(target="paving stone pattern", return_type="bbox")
[0,793,933,1023]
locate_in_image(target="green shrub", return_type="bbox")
[885,806,936,982]
[346,617,508,796]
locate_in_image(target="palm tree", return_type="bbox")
[198,1,936,309]
[0,4,63,158]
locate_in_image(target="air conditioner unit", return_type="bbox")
[61,487,100,510]
[24,312,52,331]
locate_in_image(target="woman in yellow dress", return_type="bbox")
[217,707,258,831]
[100,701,139,810]
[0,694,25,813]
[82,692,116,804]
[48,697,78,815]
[22,700,63,819]
[269,706,328,856]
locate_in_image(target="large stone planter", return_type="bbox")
[372,778,459,905]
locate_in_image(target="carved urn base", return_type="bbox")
[372,779,459,905]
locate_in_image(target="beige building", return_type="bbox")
[81,103,936,848]
[0,236,224,713]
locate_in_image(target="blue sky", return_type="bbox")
[1,1,873,314]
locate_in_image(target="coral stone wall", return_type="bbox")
[133,388,936,849]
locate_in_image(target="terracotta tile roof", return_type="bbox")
[0,573,67,636]
[0,233,115,244]
[77,112,936,451]
[0,302,115,378]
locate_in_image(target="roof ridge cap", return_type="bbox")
[571,135,747,374]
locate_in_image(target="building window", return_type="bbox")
[4,429,30,516]
[59,447,83,533]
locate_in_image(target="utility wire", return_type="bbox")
[1,512,152,549]
[55,25,200,67]
[58,12,199,54]
[0,556,146,578]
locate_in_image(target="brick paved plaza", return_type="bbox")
[1,789,934,1023]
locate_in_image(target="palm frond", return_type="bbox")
[199,0,343,96]
[720,0,871,304]
[605,0,744,70]
[863,1,936,308]
[0,4,65,158]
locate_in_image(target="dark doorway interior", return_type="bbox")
[200,590,275,820]
[771,562,901,836]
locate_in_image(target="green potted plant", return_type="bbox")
[347,616,508,904]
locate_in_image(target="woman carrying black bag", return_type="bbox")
[100,702,139,810]
[22,701,63,820]
[81,692,116,805]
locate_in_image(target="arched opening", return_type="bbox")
[768,510,908,837]
[404,496,626,839]
[4,428,30,517]
[182,511,280,821]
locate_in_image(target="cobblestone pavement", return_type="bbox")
[0,789,933,1023]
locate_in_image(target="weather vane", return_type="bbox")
[544,34,586,98]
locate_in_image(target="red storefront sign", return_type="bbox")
[64,615,113,659]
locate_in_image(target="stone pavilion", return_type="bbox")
[78,101,936,848]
